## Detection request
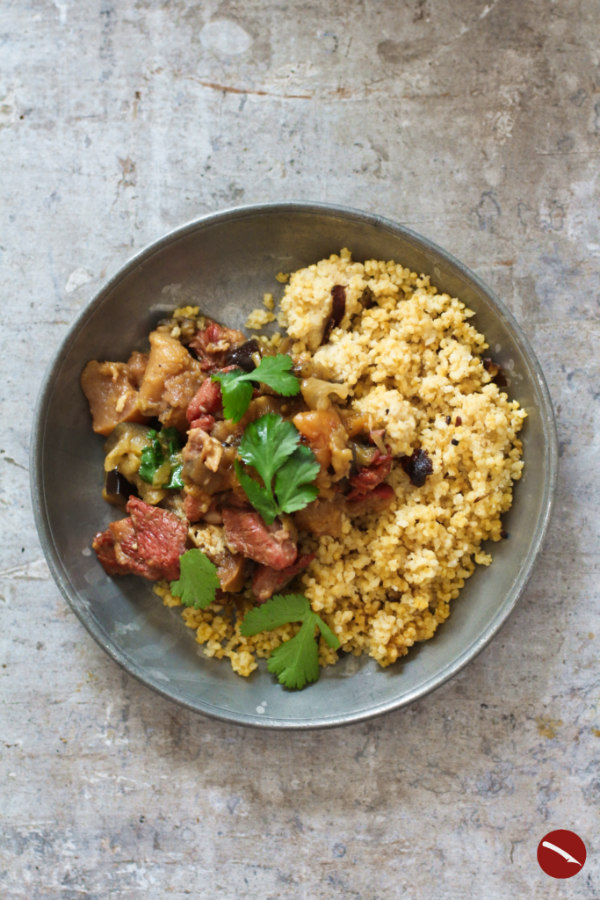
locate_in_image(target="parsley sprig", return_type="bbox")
[139,427,184,489]
[241,593,340,690]
[170,548,220,609]
[212,354,300,422]
[234,414,320,524]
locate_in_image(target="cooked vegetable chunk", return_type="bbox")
[81,356,148,436]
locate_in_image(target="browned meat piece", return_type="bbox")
[252,553,315,602]
[81,359,149,436]
[126,497,187,580]
[293,499,344,538]
[109,516,162,580]
[93,497,187,581]
[92,527,130,576]
[347,451,393,499]
[189,320,246,371]
[217,551,246,593]
[182,427,238,494]
[188,414,215,432]
[186,378,222,424]
[222,508,298,570]
[182,485,212,523]
[160,370,205,432]
[345,483,395,517]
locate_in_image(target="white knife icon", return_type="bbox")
[542,840,582,866]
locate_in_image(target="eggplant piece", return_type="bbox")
[224,339,260,372]
[103,468,137,507]
[349,441,379,472]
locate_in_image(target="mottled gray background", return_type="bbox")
[1,1,599,897]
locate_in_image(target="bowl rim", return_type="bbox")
[30,201,559,729]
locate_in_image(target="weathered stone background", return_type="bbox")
[1,0,599,897]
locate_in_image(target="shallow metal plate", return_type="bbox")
[30,203,558,728]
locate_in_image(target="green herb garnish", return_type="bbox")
[234,413,319,524]
[241,593,340,690]
[169,548,220,609]
[212,354,300,422]
[139,427,184,489]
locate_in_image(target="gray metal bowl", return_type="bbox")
[30,203,558,729]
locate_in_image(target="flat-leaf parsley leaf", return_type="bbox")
[241,593,340,690]
[212,354,300,422]
[170,548,220,610]
[235,414,319,524]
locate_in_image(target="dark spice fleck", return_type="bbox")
[501,530,509,539]
[445,415,451,425]
[360,285,376,308]
[400,448,433,487]
[321,284,346,344]
[455,416,462,426]
[451,439,459,446]
[483,357,508,387]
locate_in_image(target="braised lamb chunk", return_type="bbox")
[345,483,395,516]
[189,320,246,371]
[93,497,187,581]
[186,378,223,426]
[347,450,393,499]
[293,499,344,538]
[252,553,315,603]
[222,508,298,570]
[182,427,238,494]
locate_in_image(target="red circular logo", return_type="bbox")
[537,830,587,879]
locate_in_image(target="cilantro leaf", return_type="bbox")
[138,427,184,489]
[211,355,300,422]
[238,414,300,488]
[169,548,220,610]
[250,355,300,396]
[138,430,162,483]
[313,614,339,649]
[211,370,253,422]
[234,459,279,524]
[235,414,319,523]
[274,445,320,514]
[162,427,182,456]
[267,619,319,690]
[165,462,184,490]
[241,593,311,633]
[240,593,340,690]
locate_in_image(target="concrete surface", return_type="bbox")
[1,0,599,897]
